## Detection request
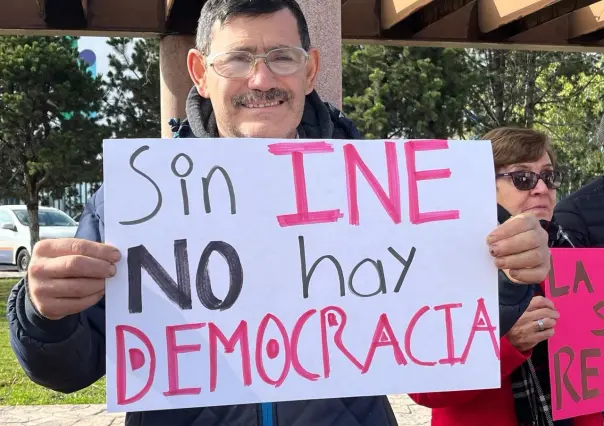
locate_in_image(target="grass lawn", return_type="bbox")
[0,278,106,405]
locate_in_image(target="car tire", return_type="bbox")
[17,249,30,272]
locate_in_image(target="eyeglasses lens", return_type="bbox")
[511,171,562,190]
[212,48,307,78]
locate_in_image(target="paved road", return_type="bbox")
[0,395,430,425]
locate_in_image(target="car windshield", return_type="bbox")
[11,209,77,227]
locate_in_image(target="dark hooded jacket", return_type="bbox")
[6,88,400,426]
[553,175,604,248]
[553,115,604,248]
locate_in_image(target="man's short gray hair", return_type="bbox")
[195,0,311,55]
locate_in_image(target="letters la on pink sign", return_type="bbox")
[103,138,501,413]
[545,248,604,420]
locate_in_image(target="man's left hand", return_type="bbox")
[487,214,550,284]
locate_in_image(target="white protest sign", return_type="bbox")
[103,138,501,413]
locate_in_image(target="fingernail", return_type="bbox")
[495,258,506,269]
[109,264,117,276]
[509,269,519,278]
[489,244,498,256]
[110,250,121,262]
[487,234,498,245]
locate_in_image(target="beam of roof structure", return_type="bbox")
[381,0,476,38]
[166,0,175,17]
[413,1,478,40]
[478,0,559,33]
[37,0,87,29]
[0,1,46,33]
[165,0,204,34]
[569,1,604,42]
[1,0,167,36]
[381,0,435,30]
[0,0,600,50]
[343,0,381,37]
[480,0,600,40]
[87,0,165,35]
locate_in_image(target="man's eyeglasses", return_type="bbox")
[495,170,564,191]
[206,47,308,79]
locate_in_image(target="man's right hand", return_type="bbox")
[27,238,121,320]
[507,296,559,353]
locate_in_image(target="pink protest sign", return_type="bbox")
[544,248,604,420]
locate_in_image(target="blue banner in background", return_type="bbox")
[78,47,97,118]
[63,36,101,119]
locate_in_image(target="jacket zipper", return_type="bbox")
[260,402,274,426]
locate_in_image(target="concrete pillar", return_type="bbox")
[298,0,342,108]
[158,1,343,137]
[299,0,342,109]
[159,35,195,138]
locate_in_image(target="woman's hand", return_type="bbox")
[507,296,559,353]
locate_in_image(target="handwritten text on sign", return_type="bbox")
[545,248,604,420]
[103,138,501,413]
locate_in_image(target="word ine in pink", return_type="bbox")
[267,140,460,227]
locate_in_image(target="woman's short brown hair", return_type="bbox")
[483,127,556,171]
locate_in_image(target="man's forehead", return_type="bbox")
[220,43,295,53]
[208,9,301,52]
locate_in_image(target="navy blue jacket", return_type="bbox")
[554,176,604,248]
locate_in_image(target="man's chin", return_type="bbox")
[236,122,296,139]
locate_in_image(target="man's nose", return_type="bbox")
[247,61,277,91]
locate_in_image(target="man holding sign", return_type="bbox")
[8,1,551,425]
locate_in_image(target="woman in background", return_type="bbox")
[409,127,602,426]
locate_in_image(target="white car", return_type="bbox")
[0,205,78,271]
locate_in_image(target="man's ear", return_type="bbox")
[187,49,210,98]
[304,47,320,95]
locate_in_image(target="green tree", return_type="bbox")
[342,45,476,139]
[342,44,603,194]
[104,37,161,138]
[535,68,604,197]
[462,49,603,194]
[0,36,106,250]
[463,50,601,135]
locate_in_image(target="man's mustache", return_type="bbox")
[232,89,292,107]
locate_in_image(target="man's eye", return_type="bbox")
[226,54,251,63]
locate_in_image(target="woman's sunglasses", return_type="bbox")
[495,170,564,191]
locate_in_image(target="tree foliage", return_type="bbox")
[0,36,106,247]
[534,62,604,196]
[464,50,601,134]
[343,45,475,139]
[342,45,604,196]
[103,37,161,138]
